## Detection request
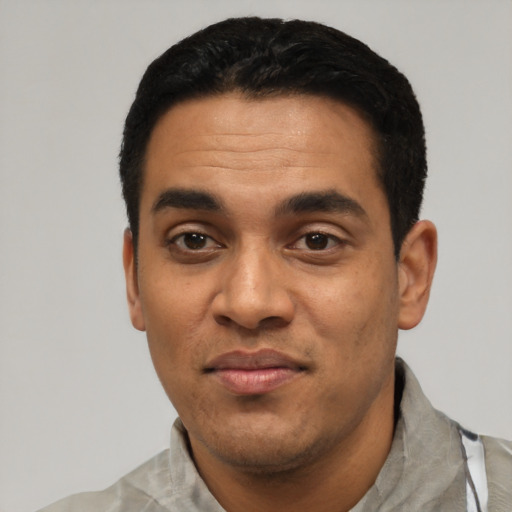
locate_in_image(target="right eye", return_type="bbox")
[169,232,221,251]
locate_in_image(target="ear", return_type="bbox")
[122,229,146,331]
[397,220,437,330]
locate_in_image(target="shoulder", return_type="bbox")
[481,434,512,509]
[37,450,171,512]
[37,418,224,512]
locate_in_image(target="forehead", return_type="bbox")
[141,93,384,218]
[146,92,377,159]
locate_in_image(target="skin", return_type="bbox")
[123,93,437,512]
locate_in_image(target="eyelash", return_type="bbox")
[166,230,343,254]
[290,231,342,251]
[167,231,222,252]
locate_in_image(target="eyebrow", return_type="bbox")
[151,187,367,220]
[152,188,224,214]
[275,190,368,219]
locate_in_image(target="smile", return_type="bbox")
[204,349,306,395]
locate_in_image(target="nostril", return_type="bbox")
[259,316,290,329]
[213,312,290,331]
[214,314,233,327]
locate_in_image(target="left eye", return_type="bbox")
[294,232,340,250]
[171,232,220,250]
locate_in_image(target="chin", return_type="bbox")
[213,443,316,476]
[192,420,334,477]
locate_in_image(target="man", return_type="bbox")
[40,17,511,512]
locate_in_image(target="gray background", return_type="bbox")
[1,1,511,511]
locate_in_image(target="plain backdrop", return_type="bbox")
[1,1,511,511]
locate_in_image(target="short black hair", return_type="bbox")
[120,17,426,258]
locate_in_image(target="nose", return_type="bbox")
[211,246,295,330]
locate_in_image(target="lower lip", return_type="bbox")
[214,367,300,395]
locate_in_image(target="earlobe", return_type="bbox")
[122,229,146,332]
[397,220,437,330]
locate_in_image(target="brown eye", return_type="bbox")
[183,233,207,250]
[169,232,221,252]
[305,233,330,250]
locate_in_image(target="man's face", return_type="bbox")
[126,93,402,473]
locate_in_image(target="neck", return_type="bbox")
[189,372,397,512]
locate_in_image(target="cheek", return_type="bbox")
[143,269,210,326]
[140,274,213,375]
[301,260,399,354]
